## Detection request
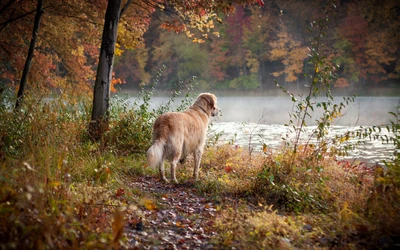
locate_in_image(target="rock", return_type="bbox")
[136,221,144,231]
[302,224,313,232]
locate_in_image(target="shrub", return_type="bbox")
[105,81,197,155]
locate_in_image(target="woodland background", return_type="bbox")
[1,0,400,96]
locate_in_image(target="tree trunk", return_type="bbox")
[89,0,122,140]
[15,0,43,109]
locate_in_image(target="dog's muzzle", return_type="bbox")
[211,106,220,117]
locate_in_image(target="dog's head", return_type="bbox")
[194,93,220,117]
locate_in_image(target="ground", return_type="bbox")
[126,176,220,249]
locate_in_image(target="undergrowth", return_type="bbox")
[1,87,399,249]
[0,77,200,249]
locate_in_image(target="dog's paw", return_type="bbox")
[172,179,179,184]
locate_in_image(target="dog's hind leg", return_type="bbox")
[193,149,203,181]
[170,158,179,184]
[159,162,169,183]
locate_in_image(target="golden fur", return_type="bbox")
[147,93,219,183]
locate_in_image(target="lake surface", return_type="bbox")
[127,95,399,164]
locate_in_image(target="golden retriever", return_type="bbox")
[147,93,219,183]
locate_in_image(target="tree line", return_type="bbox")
[114,0,400,91]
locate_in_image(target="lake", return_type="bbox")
[127,95,399,165]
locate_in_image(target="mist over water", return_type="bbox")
[130,95,398,126]
[128,95,399,164]
[214,96,399,126]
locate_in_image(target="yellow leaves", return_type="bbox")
[212,31,220,38]
[269,49,287,60]
[193,38,205,43]
[218,175,231,184]
[71,44,85,57]
[115,43,123,57]
[245,51,260,74]
[186,30,194,38]
[140,197,157,210]
[339,134,350,143]
[339,201,354,223]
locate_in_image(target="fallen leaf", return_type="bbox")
[225,165,233,173]
[115,188,125,197]
[140,197,157,210]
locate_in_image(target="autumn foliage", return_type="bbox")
[1,1,399,96]
[114,1,399,91]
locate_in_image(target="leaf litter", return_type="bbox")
[126,176,218,249]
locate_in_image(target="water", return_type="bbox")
[127,95,399,164]
[208,122,395,164]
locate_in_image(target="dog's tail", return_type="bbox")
[147,140,164,169]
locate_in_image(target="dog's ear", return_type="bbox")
[199,93,216,107]
[203,95,213,107]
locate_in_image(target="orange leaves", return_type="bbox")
[160,21,186,33]
[262,143,268,153]
[269,24,307,82]
[111,72,125,93]
[112,210,124,249]
[225,165,233,173]
[334,78,350,88]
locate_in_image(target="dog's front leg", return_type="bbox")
[193,149,203,180]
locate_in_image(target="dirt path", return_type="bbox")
[126,176,219,249]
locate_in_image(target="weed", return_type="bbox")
[276,1,356,158]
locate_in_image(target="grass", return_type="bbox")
[1,91,399,249]
[196,145,378,249]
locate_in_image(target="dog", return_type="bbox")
[147,93,219,183]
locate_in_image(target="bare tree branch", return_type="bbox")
[120,0,132,17]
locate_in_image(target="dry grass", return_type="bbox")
[193,144,399,249]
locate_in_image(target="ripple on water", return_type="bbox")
[209,122,396,165]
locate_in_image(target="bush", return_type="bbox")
[105,84,197,155]
[228,74,260,90]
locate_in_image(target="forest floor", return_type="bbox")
[120,174,360,250]
[126,176,219,249]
